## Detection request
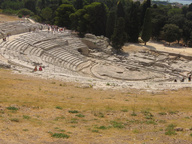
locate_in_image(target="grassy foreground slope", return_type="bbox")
[0,69,192,144]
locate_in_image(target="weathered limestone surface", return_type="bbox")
[1,20,192,90]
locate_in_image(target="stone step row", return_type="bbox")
[48,48,84,61]
[41,51,87,71]
[34,41,59,50]
[23,46,44,57]
[61,45,84,59]
[6,40,28,52]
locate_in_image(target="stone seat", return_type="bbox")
[34,41,59,50]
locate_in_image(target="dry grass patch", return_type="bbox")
[0,69,192,143]
[0,14,20,22]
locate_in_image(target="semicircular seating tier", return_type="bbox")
[1,31,92,72]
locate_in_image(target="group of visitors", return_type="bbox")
[174,74,191,82]
[47,24,66,33]
[2,34,10,42]
[3,37,6,41]
[34,66,43,72]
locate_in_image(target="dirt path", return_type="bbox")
[124,40,192,56]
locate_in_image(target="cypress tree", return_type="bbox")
[141,8,152,45]
[126,1,141,43]
[106,9,116,40]
[141,0,151,26]
[111,17,127,52]
[117,1,125,18]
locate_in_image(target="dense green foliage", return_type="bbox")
[1,0,192,48]
[162,24,181,45]
[55,4,75,28]
[141,8,152,45]
[106,9,116,39]
[111,17,127,50]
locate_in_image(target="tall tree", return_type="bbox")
[111,17,127,51]
[167,8,182,17]
[24,0,36,13]
[182,6,188,17]
[161,24,181,45]
[84,2,108,36]
[70,9,87,36]
[59,0,62,6]
[141,0,151,26]
[188,3,192,12]
[42,0,46,8]
[125,1,141,43]
[186,12,192,20]
[151,5,168,40]
[117,1,125,18]
[167,14,186,29]
[74,0,84,10]
[106,9,116,40]
[55,4,75,28]
[41,7,53,23]
[183,20,192,45]
[141,8,152,45]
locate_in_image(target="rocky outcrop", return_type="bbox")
[82,33,111,54]
[0,62,11,69]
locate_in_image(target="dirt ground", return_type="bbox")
[0,14,192,143]
[0,14,20,22]
[0,69,192,144]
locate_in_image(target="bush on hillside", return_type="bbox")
[17,8,34,17]
[31,15,42,22]
[2,9,18,15]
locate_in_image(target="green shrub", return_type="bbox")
[54,116,65,121]
[0,111,4,114]
[158,112,167,115]
[132,129,139,133]
[55,106,62,110]
[131,112,137,116]
[95,112,104,118]
[168,111,179,115]
[10,118,19,122]
[106,83,110,86]
[75,114,85,118]
[97,126,108,130]
[92,129,99,133]
[51,133,69,139]
[68,110,79,113]
[70,118,78,123]
[18,14,22,18]
[3,9,18,15]
[111,121,125,129]
[141,110,153,119]
[121,109,128,112]
[17,8,34,16]
[145,120,157,125]
[31,15,42,22]
[7,106,19,111]
[158,120,167,124]
[23,115,30,120]
[165,124,177,135]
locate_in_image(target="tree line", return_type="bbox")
[1,0,192,50]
